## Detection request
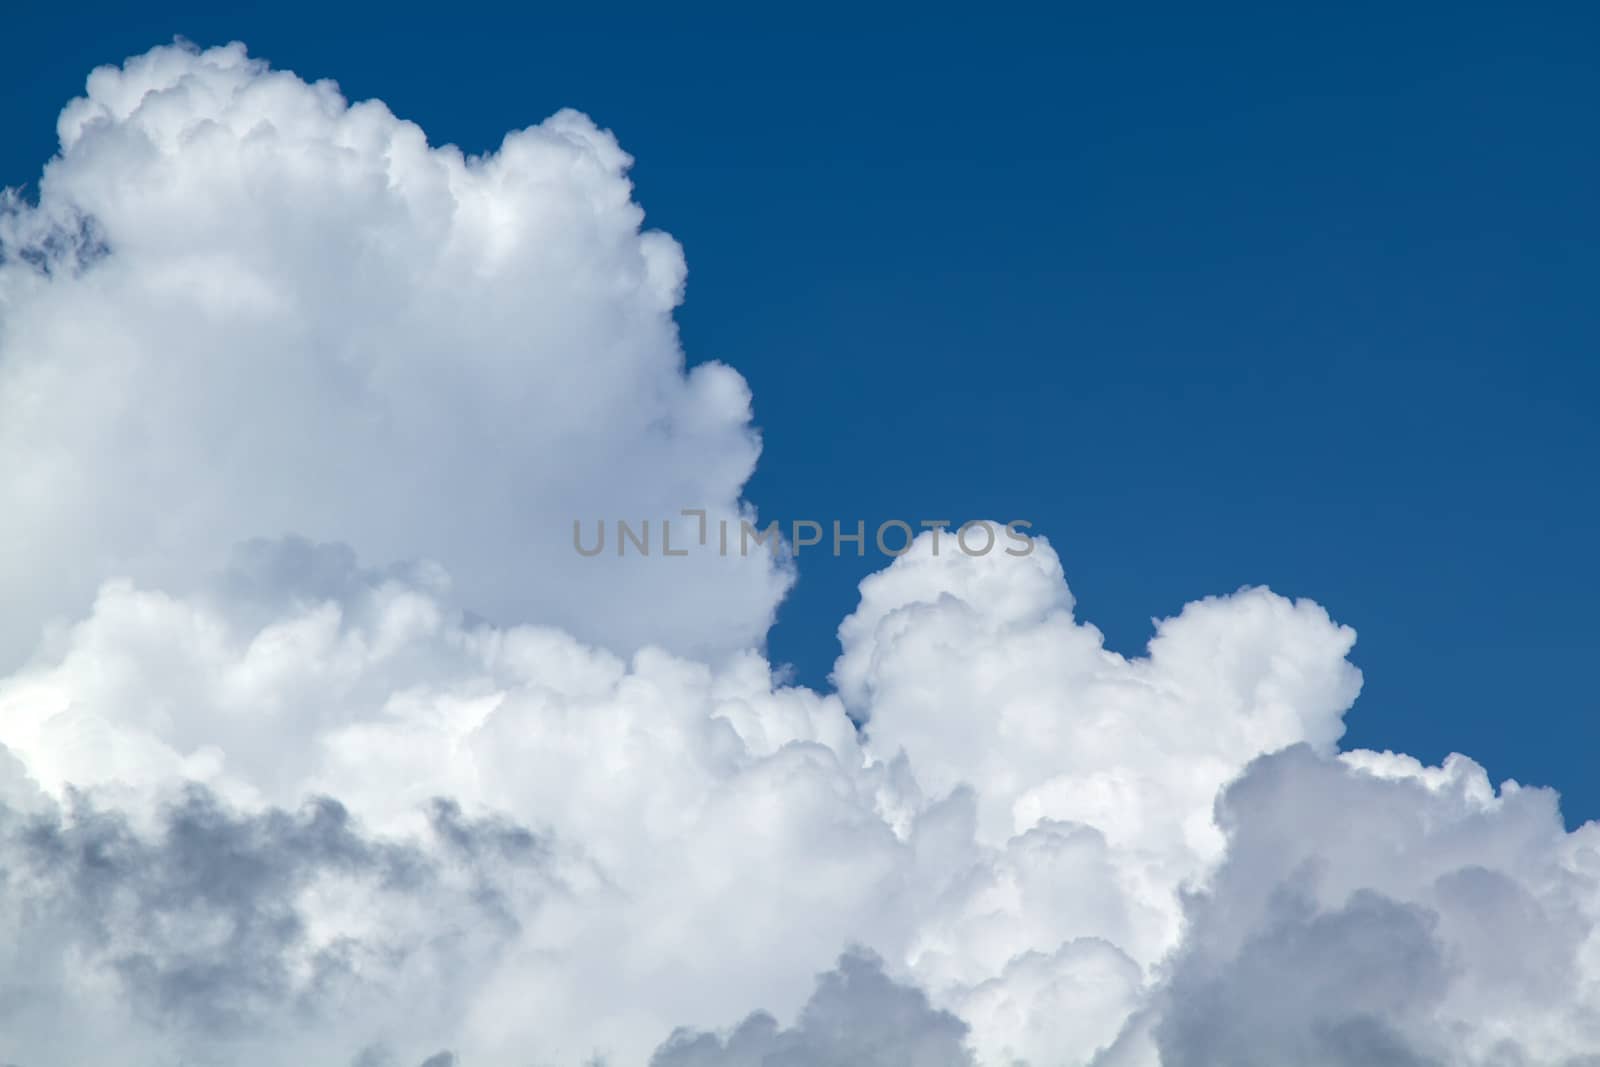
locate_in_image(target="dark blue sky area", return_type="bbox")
[4,5,1596,819]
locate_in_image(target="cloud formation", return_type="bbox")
[650,950,975,1067]
[0,776,547,1066]
[0,40,788,670]
[1120,746,1600,1067]
[0,39,1596,1067]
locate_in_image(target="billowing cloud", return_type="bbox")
[0,38,1596,1067]
[0,526,1404,1065]
[1100,745,1600,1067]
[0,39,789,671]
[0,533,904,1062]
[0,777,548,1067]
[650,950,975,1067]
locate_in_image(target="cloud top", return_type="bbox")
[0,40,788,669]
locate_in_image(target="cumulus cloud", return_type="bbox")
[0,37,1595,1067]
[0,39,788,670]
[0,525,1394,1065]
[0,535,903,1062]
[650,950,975,1067]
[0,777,548,1066]
[1107,745,1600,1067]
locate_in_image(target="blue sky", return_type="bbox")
[4,1,1595,825]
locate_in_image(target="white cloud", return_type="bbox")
[0,40,788,671]
[0,528,1381,1065]
[0,38,1596,1067]
[0,536,902,1063]
[1097,745,1600,1067]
